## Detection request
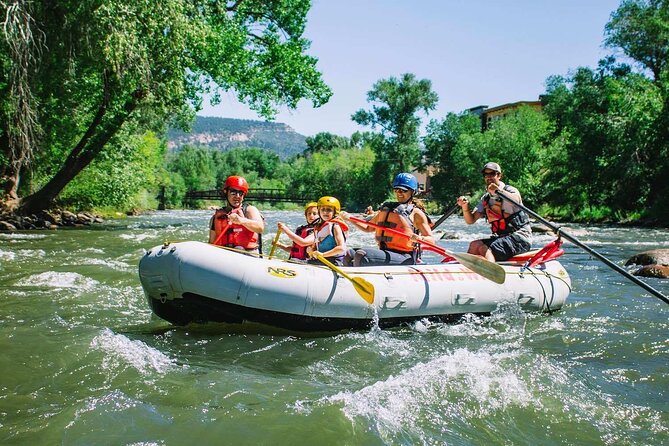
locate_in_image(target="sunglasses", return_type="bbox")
[482,171,498,177]
[228,189,245,196]
[393,188,410,193]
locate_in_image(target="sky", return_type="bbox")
[198,0,624,137]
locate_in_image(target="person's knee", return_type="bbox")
[353,249,367,267]
[468,240,484,255]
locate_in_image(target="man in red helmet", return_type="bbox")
[209,175,265,252]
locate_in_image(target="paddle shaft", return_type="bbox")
[431,203,461,230]
[268,227,282,258]
[495,190,669,305]
[313,252,375,304]
[349,216,449,257]
[348,215,506,284]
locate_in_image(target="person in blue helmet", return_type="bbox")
[341,173,434,266]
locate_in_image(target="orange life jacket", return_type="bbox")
[374,202,416,253]
[212,205,259,251]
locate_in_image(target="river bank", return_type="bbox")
[0,209,105,231]
[1,203,666,231]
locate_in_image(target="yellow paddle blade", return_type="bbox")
[314,253,375,304]
[351,277,375,304]
[447,251,506,284]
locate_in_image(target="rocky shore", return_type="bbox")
[0,209,104,231]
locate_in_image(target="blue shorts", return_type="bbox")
[481,234,531,261]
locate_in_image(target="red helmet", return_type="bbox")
[224,175,249,194]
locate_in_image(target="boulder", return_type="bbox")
[61,210,77,225]
[633,264,669,279]
[439,231,459,240]
[0,220,17,231]
[39,210,61,225]
[625,249,669,266]
[531,224,553,234]
[77,212,93,223]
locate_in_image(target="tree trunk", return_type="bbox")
[0,131,20,212]
[18,93,140,215]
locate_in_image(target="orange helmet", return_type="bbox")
[224,175,249,193]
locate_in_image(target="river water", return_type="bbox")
[1,210,667,445]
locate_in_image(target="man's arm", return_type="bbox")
[228,205,265,233]
[457,196,482,224]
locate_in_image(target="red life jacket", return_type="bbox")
[289,223,316,260]
[483,185,530,235]
[212,205,259,251]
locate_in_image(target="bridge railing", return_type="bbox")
[184,188,308,204]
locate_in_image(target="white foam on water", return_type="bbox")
[19,248,46,258]
[119,232,156,242]
[90,328,178,375]
[0,250,16,260]
[67,389,139,428]
[322,348,533,430]
[15,271,99,290]
[79,247,105,254]
[0,233,48,240]
[79,257,133,272]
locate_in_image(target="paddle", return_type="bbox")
[349,216,506,284]
[268,227,282,259]
[495,189,669,305]
[431,203,461,230]
[312,252,375,304]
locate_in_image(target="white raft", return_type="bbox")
[139,241,571,332]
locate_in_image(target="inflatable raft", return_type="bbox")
[139,241,571,332]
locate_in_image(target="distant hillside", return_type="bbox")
[167,116,308,159]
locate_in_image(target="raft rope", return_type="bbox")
[163,240,571,291]
[519,266,558,313]
[163,241,572,288]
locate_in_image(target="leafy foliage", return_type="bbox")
[425,107,557,206]
[0,0,331,214]
[352,73,438,204]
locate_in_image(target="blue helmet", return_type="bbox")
[392,173,418,192]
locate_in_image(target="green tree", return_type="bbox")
[351,73,438,203]
[605,0,669,85]
[543,63,662,215]
[59,131,166,210]
[604,0,669,218]
[167,146,217,193]
[303,132,350,156]
[212,147,282,187]
[423,112,482,202]
[287,146,375,209]
[425,107,557,206]
[0,0,331,214]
